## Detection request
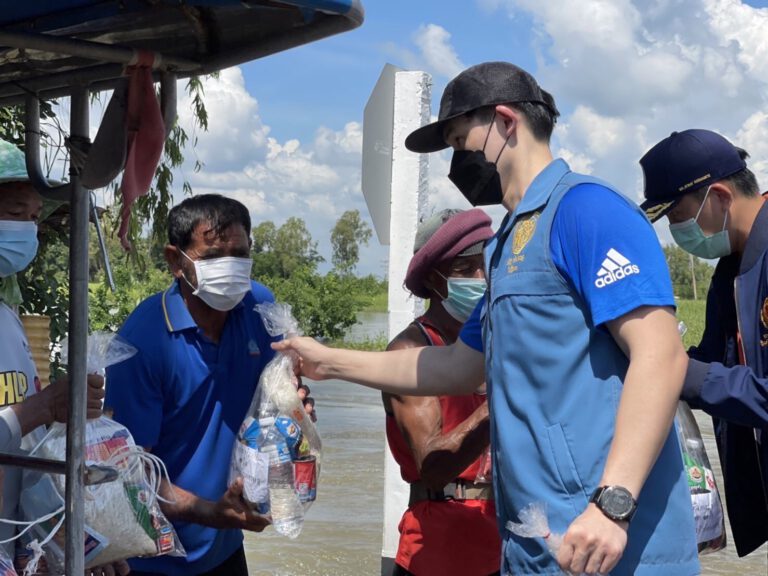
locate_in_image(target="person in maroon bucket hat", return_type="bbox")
[383,208,499,576]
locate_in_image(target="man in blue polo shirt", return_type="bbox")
[106,194,305,576]
[274,62,699,575]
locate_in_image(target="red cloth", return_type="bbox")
[118,63,165,250]
[386,317,500,575]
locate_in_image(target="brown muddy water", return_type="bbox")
[244,313,768,575]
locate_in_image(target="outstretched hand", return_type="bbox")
[273,337,332,381]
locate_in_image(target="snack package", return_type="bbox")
[675,401,727,554]
[24,332,186,568]
[18,471,108,574]
[676,321,726,554]
[35,417,184,567]
[229,302,322,538]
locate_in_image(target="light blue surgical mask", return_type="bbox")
[437,274,486,322]
[0,220,38,277]
[669,186,731,259]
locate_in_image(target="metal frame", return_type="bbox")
[0,2,363,571]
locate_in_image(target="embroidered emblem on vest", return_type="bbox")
[507,212,539,274]
[512,212,539,255]
[760,297,768,347]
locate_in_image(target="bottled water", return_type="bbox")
[260,421,304,538]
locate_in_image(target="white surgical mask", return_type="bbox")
[180,250,252,311]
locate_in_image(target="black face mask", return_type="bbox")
[447,114,508,206]
[448,150,503,206]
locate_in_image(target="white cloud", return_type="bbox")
[412,24,465,79]
[171,71,385,274]
[483,0,768,210]
[382,23,465,80]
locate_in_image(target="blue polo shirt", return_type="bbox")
[460,182,675,350]
[105,280,277,575]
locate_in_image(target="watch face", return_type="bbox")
[601,486,635,518]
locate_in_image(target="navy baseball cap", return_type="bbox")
[405,62,559,153]
[640,129,746,222]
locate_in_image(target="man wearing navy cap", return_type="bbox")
[640,128,768,558]
[275,62,700,576]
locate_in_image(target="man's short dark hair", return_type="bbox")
[468,101,558,143]
[692,147,760,200]
[168,194,251,250]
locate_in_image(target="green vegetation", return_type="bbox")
[331,334,389,351]
[664,245,714,301]
[361,289,388,313]
[676,298,707,350]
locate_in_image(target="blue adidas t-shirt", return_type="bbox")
[461,183,675,351]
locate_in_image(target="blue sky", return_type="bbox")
[163,0,768,277]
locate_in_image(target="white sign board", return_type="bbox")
[362,64,433,576]
[362,63,400,245]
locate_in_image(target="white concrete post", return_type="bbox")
[380,70,431,574]
[361,64,431,575]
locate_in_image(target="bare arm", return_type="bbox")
[559,306,687,574]
[600,305,686,495]
[388,392,490,489]
[274,337,485,396]
[383,332,490,489]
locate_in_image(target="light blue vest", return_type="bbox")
[484,160,699,575]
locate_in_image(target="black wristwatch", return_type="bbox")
[590,485,637,522]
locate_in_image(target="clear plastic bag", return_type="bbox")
[34,417,184,568]
[506,502,604,576]
[474,446,493,484]
[0,548,17,576]
[60,331,138,376]
[28,332,185,568]
[229,302,322,538]
[676,321,726,554]
[17,471,108,574]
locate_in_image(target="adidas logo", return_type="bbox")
[594,248,640,288]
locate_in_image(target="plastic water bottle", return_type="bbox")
[260,422,304,538]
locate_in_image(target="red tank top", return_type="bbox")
[385,317,487,483]
[385,317,500,576]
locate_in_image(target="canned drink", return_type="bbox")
[293,456,317,503]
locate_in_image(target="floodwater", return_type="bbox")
[244,312,768,575]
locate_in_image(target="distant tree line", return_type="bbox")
[663,245,714,300]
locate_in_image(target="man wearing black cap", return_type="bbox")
[640,128,768,558]
[384,208,499,576]
[275,62,699,576]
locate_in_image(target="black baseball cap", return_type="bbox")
[405,61,559,153]
[640,129,747,222]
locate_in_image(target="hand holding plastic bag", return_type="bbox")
[507,502,600,576]
[229,303,322,539]
[25,332,185,570]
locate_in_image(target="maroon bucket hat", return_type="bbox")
[405,208,494,299]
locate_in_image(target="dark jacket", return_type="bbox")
[683,199,768,556]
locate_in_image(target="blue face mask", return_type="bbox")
[669,186,731,259]
[0,220,38,277]
[438,276,486,322]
